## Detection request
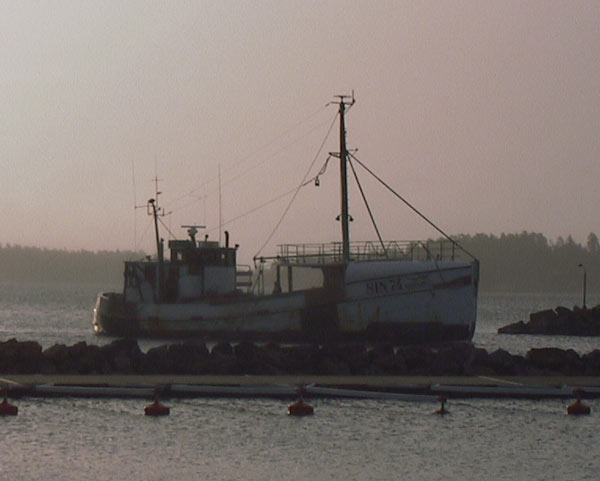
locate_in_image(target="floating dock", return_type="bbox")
[2,375,600,400]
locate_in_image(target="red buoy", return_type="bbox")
[0,397,18,416]
[144,401,170,416]
[288,399,314,416]
[567,388,590,416]
[568,400,590,416]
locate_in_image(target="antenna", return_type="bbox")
[152,175,162,205]
[145,176,171,218]
[131,159,138,252]
[218,164,222,245]
[182,225,205,244]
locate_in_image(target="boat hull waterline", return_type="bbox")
[93,261,478,344]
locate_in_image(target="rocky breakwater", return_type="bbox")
[498,305,600,336]
[3,338,600,376]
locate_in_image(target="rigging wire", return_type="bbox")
[206,188,297,234]
[158,215,177,241]
[347,157,387,256]
[223,117,335,190]
[163,104,330,212]
[204,155,333,235]
[253,111,340,260]
[349,152,477,261]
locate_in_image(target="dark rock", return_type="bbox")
[498,321,530,334]
[311,345,351,375]
[487,348,524,375]
[233,342,284,375]
[43,343,70,371]
[142,344,172,374]
[431,343,475,375]
[0,339,44,373]
[397,346,434,375]
[210,342,239,374]
[43,342,103,374]
[212,342,233,356]
[166,342,210,374]
[334,343,370,374]
[76,344,102,374]
[210,351,239,374]
[499,304,600,336]
[526,348,571,373]
[582,350,600,375]
[366,344,402,375]
[278,345,319,374]
[257,343,292,374]
[99,338,143,374]
[464,347,496,375]
[530,308,557,324]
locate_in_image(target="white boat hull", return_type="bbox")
[93,260,478,344]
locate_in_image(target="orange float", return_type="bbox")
[567,400,590,416]
[0,397,18,416]
[567,388,590,416]
[288,399,314,416]
[144,401,170,416]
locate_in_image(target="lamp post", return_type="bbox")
[578,263,587,310]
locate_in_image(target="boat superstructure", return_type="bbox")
[93,96,479,343]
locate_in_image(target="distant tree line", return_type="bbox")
[453,231,600,293]
[1,232,599,292]
[0,244,143,284]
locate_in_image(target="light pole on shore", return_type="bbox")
[578,263,587,309]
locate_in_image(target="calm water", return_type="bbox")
[1,282,600,480]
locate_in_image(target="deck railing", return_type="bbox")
[271,240,467,265]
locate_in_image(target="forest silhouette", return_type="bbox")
[0,231,598,293]
[0,245,141,284]
[455,231,599,293]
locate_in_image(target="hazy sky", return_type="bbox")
[1,1,599,263]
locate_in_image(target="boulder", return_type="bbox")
[0,339,44,373]
[278,345,320,374]
[497,321,530,334]
[234,342,282,375]
[581,349,600,375]
[499,304,600,336]
[365,344,403,375]
[142,344,172,374]
[167,341,210,374]
[310,345,352,375]
[430,343,475,375]
[397,346,434,375]
[464,347,496,375]
[525,347,577,373]
[210,342,239,374]
[333,343,371,375]
[486,348,525,375]
[99,338,143,374]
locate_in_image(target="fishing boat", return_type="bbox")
[93,95,479,344]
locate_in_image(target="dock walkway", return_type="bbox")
[2,375,600,400]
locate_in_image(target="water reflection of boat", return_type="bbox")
[93,95,479,344]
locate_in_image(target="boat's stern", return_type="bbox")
[93,292,139,336]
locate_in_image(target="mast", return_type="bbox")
[148,198,164,302]
[148,174,165,303]
[336,94,354,262]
